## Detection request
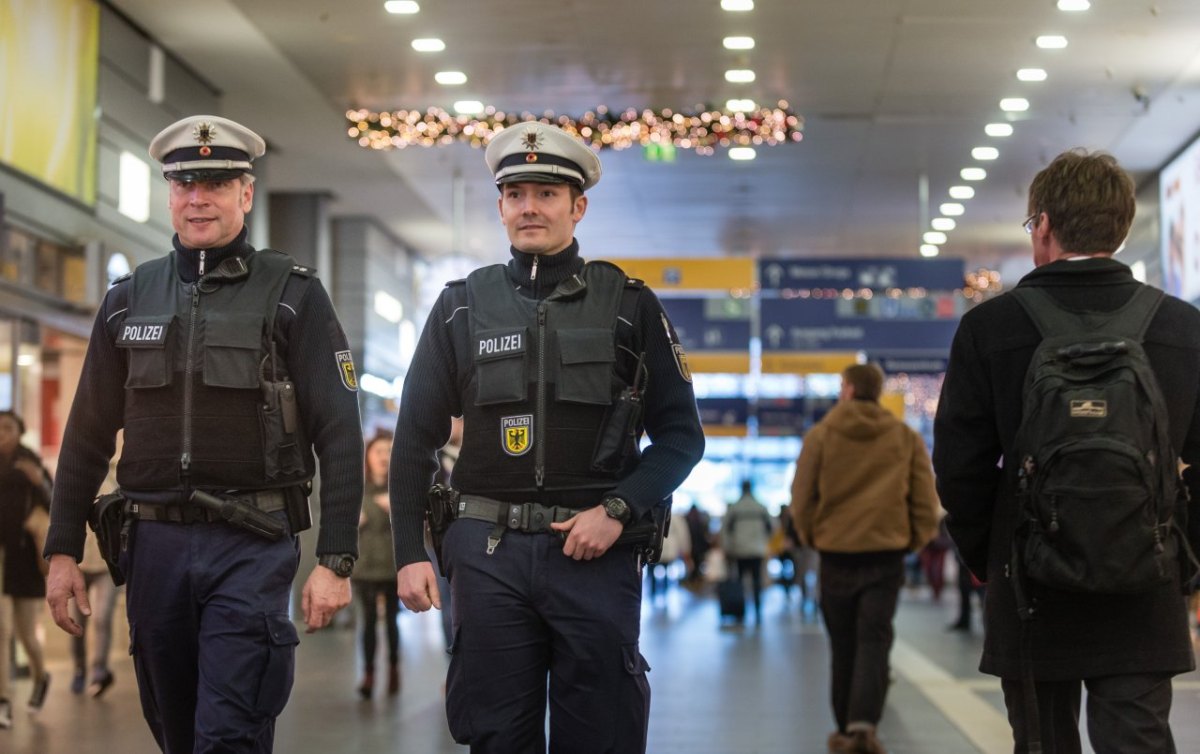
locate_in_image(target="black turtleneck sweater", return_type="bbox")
[46,229,364,561]
[389,239,705,568]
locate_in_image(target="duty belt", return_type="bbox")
[455,494,578,554]
[130,489,287,524]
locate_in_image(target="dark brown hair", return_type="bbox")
[842,364,885,402]
[1028,149,1135,254]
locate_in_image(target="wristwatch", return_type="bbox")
[318,553,355,578]
[602,496,632,525]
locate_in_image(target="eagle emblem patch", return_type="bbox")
[335,350,358,391]
[501,414,533,456]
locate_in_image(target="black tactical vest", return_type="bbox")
[114,249,311,493]
[451,262,638,502]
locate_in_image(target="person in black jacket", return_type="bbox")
[43,115,364,753]
[933,149,1200,754]
[390,121,705,753]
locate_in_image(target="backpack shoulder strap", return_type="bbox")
[1011,284,1163,342]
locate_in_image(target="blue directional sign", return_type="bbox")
[758,258,966,292]
[696,397,750,436]
[660,297,752,353]
[760,298,958,353]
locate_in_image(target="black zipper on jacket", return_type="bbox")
[535,302,547,488]
[180,282,200,479]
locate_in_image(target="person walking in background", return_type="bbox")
[791,364,940,754]
[720,480,773,625]
[69,463,121,699]
[0,410,53,729]
[684,503,712,585]
[389,120,704,753]
[43,115,364,753]
[934,150,1200,753]
[356,431,400,699]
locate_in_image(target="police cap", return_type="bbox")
[485,122,602,192]
[148,115,266,182]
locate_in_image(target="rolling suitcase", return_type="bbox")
[717,578,745,621]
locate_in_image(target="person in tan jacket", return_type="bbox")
[790,363,939,754]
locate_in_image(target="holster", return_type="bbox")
[614,496,672,564]
[88,491,131,586]
[427,483,460,573]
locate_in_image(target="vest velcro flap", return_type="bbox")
[557,327,615,405]
[118,316,173,389]
[203,313,265,390]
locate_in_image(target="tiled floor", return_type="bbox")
[5,574,1200,753]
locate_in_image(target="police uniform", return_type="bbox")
[390,122,705,753]
[44,115,364,753]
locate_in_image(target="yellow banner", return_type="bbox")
[686,352,751,374]
[604,258,754,291]
[0,0,99,205]
[761,351,860,375]
[880,392,906,420]
[702,425,747,438]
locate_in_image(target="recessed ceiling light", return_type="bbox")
[949,185,975,199]
[932,218,957,231]
[384,1,419,14]
[1057,0,1090,11]
[972,146,999,160]
[1036,35,1068,49]
[940,203,965,216]
[985,123,1014,137]
[435,71,467,85]
[453,100,484,115]
[729,147,757,161]
[1017,68,1048,82]
[723,36,755,50]
[721,0,754,11]
[725,69,756,83]
[1000,97,1030,112]
[920,244,940,258]
[961,167,987,181]
[923,231,948,245]
[411,38,445,52]
[726,99,757,112]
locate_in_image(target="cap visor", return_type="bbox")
[165,168,248,182]
[496,172,580,188]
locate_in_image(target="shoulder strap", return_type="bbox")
[1011,285,1163,342]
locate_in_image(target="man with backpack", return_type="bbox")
[934,149,1200,754]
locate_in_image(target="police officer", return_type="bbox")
[391,121,705,753]
[43,115,364,753]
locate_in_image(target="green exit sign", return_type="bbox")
[642,143,677,163]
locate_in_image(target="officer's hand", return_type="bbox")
[46,554,89,637]
[301,565,351,633]
[551,506,622,561]
[397,562,441,612]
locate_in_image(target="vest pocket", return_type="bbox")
[204,313,264,390]
[117,315,174,389]
[557,328,615,405]
[473,327,527,405]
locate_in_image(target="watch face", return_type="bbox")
[605,498,629,520]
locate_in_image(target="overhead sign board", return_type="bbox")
[758,258,965,292]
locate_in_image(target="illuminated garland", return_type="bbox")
[345,102,803,154]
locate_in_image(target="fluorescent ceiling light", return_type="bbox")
[1000,97,1030,112]
[723,36,755,50]
[411,38,445,52]
[454,100,484,115]
[919,244,940,258]
[1017,68,1048,82]
[384,1,419,14]
[923,231,948,245]
[726,99,757,112]
[729,147,757,161]
[931,217,957,231]
[985,123,1014,137]
[972,146,999,160]
[1057,0,1090,11]
[374,291,403,323]
[118,151,151,223]
[940,203,965,216]
[724,69,756,83]
[435,71,467,85]
[961,167,987,181]
[1036,35,1068,49]
[949,185,975,199]
[721,0,754,11]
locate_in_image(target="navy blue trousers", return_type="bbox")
[124,515,300,753]
[442,519,650,754]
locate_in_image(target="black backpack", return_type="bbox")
[1010,285,1182,598]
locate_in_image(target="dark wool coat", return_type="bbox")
[933,257,1200,681]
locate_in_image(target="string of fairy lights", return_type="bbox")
[344,103,803,154]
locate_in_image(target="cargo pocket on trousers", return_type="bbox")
[254,613,300,718]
